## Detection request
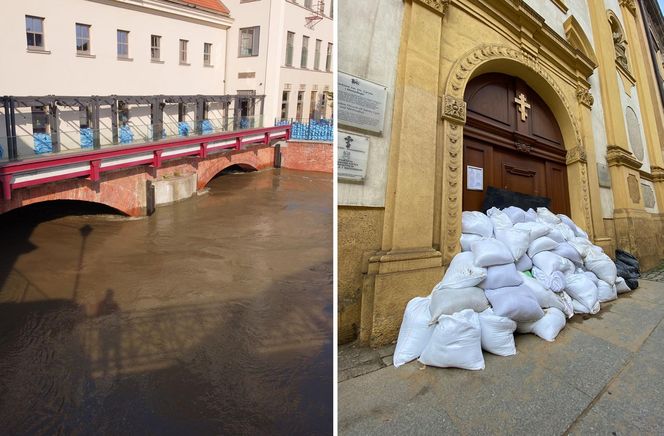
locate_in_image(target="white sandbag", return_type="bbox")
[418,309,485,370]
[478,308,517,356]
[435,252,487,289]
[532,251,568,275]
[559,291,576,318]
[515,254,533,272]
[460,233,484,252]
[502,206,526,224]
[471,239,513,267]
[517,308,566,342]
[487,207,513,231]
[393,297,435,367]
[484,284,545,322]
[429,287,490,322]
[527,236,560,258]
[537,207,562,225]
[584,251,617,284]
[525,208,537,222]
[514,221,550,242]
[568,237,596,258]
[479,263,523,290]
[494,228,530,261]
[572,298,600,314]
[582,270,599,284]
[561,258,576,276]
[565,273,599,312]
[552,242,584,266]
[546,229,566,243]
[597,279,617,303]
[615,277,631,294]
[553,222,576,241]
[462,211,493,237]
[532,267,566,293]
[521,276,569,314]
[558,214,589,239]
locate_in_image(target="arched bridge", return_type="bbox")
[0,125,332,217]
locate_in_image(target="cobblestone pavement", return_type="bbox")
[641,262,664,281]
[339,279,664,435]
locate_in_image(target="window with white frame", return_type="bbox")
[326,42,332,72]
[286,32,295,66]
[25,16,45,49]
[76,23,91,54]
[281,91,290,120]
[239,26,260,57]
[117,30,129,58]
[301,36,309,68]
[204,43,212,66]
[314,39,322,70]
[179,39,188,64]
[151,35,161,61]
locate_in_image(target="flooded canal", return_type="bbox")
[0,168,332,435]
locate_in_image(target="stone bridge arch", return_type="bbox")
[196,146,274,189]
[439,44,593,263]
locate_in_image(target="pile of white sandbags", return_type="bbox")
[394,206,634,370]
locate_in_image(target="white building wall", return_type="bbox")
[0,0,232,96]
[337,0,403,208]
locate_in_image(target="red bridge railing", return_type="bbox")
[0,125,291,200]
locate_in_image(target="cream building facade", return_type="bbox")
[339,0,664,345]
[223,0,334,124]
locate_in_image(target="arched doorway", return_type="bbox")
[461,73,571,215]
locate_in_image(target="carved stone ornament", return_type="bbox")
[414,0,450,15]
[576,86,594,108]
[442,95,467,123]
[650,165,664,183]
[619,0,637,16]
[606,144,643,170]
[566,145,587,165]
[515,142,532,153]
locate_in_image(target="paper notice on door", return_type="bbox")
[467,166,483,191]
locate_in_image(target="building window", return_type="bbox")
[151,35,161,61]
[301,36,309,68]
[326,42,332,72]
[304,0,313,8]
[314,39,322,70]
[204,42,212,66]
[285,31,295,66]
[239,26,260,57]
[117,30,129,58]
[330,0,333,18]
[26,16,45,49]
[281,91,290,120]
[179,39,188,64]
[296,91,304,119]
[76,23,91,54]
[309,91,317,119]
[31,106,48,134]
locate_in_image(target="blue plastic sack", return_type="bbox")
[119,125,134,144]
[80,128,93,148]
[34,133,53,154]
[178,121,190,137]
[201,119,214,134]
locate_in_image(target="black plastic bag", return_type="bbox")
[625,278,639,290]
[616,250,640,273]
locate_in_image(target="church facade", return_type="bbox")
[338,0,664,345]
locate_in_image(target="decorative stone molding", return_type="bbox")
[566,145,587,165]
[606,144,643,170]
[413,0,450,16]
[445,44,583,147]
[576,86,594,108]
[650,165,664,183]
[442,95,467,123]
[619,0,637,16]
[580,163,594,240]
[440,120,463,262]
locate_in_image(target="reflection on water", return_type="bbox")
[0,169,333,435]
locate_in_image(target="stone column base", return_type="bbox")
[613,208,664,270]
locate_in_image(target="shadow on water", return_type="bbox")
[0,171,333,435]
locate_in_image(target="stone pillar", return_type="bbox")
[359,0,449,347]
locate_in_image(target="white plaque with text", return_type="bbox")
[338,72,387,135]
[467,166,483,191]
[338,131,370,182]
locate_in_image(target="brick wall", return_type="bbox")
[280,141,333,173]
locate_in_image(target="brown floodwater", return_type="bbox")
[0,168,333,435]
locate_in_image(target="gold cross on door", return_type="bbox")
[514,93,531,122]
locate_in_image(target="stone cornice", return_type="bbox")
[619,0,637,16]
[413,0,450,16]
[606,144,643,170]
[650,165,664,182]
